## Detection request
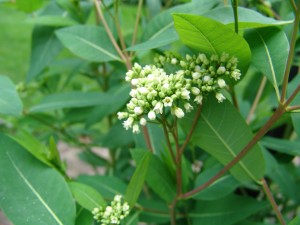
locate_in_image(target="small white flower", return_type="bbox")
[184,103,193,112]
[163,97,173,107]
[217,66,226,74]
[203,75,211,83]
[125,71,134,81]
[231,70,241,80]
[114,195,122,202]
[122,202,130,211]
[195,65,201,72]
[131,78,139,86]
[186,54,192,60]
[216,92,226,103]
[123,117,134,130]
[154,101,163,114]
[198,53,207,62]
[194,95,203,104]
[217,79,226,88]
[132,123,140,134]
[138,87,149,95]
[172,106,185,118]
[148,111,156,120]
[162,83,170,91]
[129,89,138,97]
[191,87,200,95]
[134,106,143,115]
[134,62,142,70]
[192,72,201,79]
[181,89,190,100]
[140,118,147,126]
[180,60,186,67]
[117,112,128,120]
[171,58,178,64]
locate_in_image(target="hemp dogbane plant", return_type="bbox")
[118,53,241,133]
[0,1,300,225]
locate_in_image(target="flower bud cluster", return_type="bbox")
[118,53,241,133]
[92,195,130,225]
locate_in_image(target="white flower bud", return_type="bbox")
[198,53,206,62]
[194,95,203,104]
[134,107,143,115]
[217,66,226,75]
[191,87,200,95]
[181,89,190,100]
[117,112,128,120]
[140,118,147,126]
[171,58,178,64]
[148,111,156,120]
[231,70,241,80]
[203,75,211,83]
[132,123,140,134]
[216,92,226,103]
[131,78,139,86]
[184,103,193,112]
[114,195,122,202]
[123,117,134,130]
[186,54,192,60]
[125,71,134,81]
[154,101,163,114]
[172,106,185,118]
[138,87,149,95]
[163,97,173,107]
[180,61,186,67]
[195,65,201,72]
[217,79,226,88]
[192,72,201,79]
[130,89,138,97]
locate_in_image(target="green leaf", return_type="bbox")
[16,0,44,12]
[0,133,76,225]
[128,0,220,51]
[26,15,77,26]
[202,6,293,29]
[0,75,23,116]
[244,27,289,98]
[289,215,300,225]
[76,175,127,199]
[125,149,152,207]
[139,198,170,223]
[287,74,300,136]
[27,26,63,81]
[181,95,265,183]
[55,25,121,62]
[193,165,240,200]
[131,148,176,203]
[173,14,251,75]
[190,195,268,224]
[260,137,300,156]
[68,182,106,211]
[75,208,93,225]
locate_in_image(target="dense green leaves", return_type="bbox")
[125,149,151,207]
[245,27,289,98]
[56,25,121,62]
[261,137,300,156]
[0,75,23,116]
[181,96,265,183]
[173,14,251,74]
[0,133,76,225]
[190,195,268,225]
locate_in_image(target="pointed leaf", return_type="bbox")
[68,182,106,211]
[27,26,63,81]
[0,133,76,225]
[244,27,289,95]
[0,75,23,116]
[56,25,121,62]
[173,14,251,75]
[260,137,300,156]
[181,95,265,183]
[289,215,300,225]
[125,149,152,207]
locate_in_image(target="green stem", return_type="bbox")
[130,0,143,58]
[161,115,176,164]
[231,0,239,34]
[280,0,300,103]
[262,178,287,225]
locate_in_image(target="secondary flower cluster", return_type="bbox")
[118,52,241,133]
[92,195,130,225]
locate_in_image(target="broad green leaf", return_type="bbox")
[202,6,293,29]
[16,0,44,12]
[193,165,240,200]
[123,211,139,225]
[289,215,300,225]
[261,137,300,156]
[131,148,176,203]
[287,74,300,136]
[125,149,152,207]
[75,208,93,225]
[139,198,170,223]
[173,14,251,75]
[244,27,289,98]
[27,26,63,81]
[26,16,77,26]
[68,182,106,211]
[190,195,268,224]
[56,25,121,62]
[0,133,76,225]
[0,75,23,116]
[128,0,220,51]
[181,95,265,183]
[77,175,127,199]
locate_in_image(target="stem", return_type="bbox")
[285,84,300,106]
[179,104,202,154]
[170,199,177,225]
[261,178,287,225]
[130,0,143,58]
[230,86,240,110]
[161,116,176,164]
[93,0,130,69]
[287,105,300,111]
[181,105,286,199]
[231,0,239,34]
[280,1,300,103]
[141,126,153,153]
[246,76,267,124]
[289,0,297,13]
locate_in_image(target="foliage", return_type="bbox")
[0,0,300,225]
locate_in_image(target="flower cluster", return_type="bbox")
[92,195,130,225]
[118,52,241,133]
